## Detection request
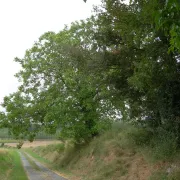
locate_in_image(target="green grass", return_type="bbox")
[0,149,28,180]
[0,149,13,179]
[24,148,50,164]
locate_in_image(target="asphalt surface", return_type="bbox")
[19,152,67,180]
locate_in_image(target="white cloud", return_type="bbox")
[0,0,101,103]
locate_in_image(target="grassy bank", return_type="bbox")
[0,149,28,180]
[25,123,180,180]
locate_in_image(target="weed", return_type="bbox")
[149,171,168,180]
[169,170,180,180]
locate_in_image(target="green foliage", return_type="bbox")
[126,127,153,146]
[1,0,180,146]
[95,0,180,139]
[2,22,113,143]
[16,140,24,149]
[150,128,178,160]
[105,122,179,161]
[153,0,180,52]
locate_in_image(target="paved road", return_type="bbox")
[19,152,67,180]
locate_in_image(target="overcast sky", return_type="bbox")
[0,0,101,104]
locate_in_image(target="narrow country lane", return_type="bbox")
[19,152,67,180]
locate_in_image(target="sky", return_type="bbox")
[0,0,101,104]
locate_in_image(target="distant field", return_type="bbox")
[6,140,61,148]
[0,128,60,140]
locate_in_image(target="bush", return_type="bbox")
[110,122,178,161]
[16,141,24,149]
[150,128,178,160]
[126,127,153,146]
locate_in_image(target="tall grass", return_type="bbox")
[9,150,28,180]
[0,149,28,180]
[25,122,180,180]
[109,122,178,161]
[149,127,178,161]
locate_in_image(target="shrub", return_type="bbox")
[16,141,24,149]
[150,128,178,160]
[126,127,153,146]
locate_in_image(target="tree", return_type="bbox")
[153,0,180,53]
[2,0,180,144]
[0,112,6,128]
[3,25,112,143]
[2,92,37,140]
[97,0,180,134]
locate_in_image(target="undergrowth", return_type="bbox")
[26,122,180,180]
